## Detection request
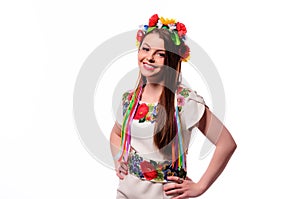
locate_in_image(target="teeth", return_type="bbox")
[144,63,155,70]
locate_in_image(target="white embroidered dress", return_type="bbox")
[115,86,206,199]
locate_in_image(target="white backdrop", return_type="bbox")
[1,0,299,198]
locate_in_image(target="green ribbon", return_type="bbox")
[171,31,181,45]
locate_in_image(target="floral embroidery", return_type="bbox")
[122,87,191,121]
[134,103,158,123]
[178,87,190,98]
[122,91,158,123]
[122,91,133,116]
[177,87,191,112]
[134,103,149,120]
[140,160,158,180]
[128,151,187,182]
[177,95,185,107]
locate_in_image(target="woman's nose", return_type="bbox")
[147,57,155,63]
[146,51,155,63]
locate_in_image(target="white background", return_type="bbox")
[1,0,299,198]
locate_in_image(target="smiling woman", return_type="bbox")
[138,33,166,85]
[109,14,237,199]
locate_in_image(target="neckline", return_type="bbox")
[139,101,159,106]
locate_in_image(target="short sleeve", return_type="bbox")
[116,100,123,126]
[178,87,206,130]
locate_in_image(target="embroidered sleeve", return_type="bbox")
[116,90,134,125]
[178,86,206,130]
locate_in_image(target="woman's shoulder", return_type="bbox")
[121,89,135,103]
[177,84,205,108]
[120,89,135,116]
[177,84,206,129]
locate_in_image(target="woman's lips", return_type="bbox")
[143,62,157,71]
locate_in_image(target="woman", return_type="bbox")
[110,14,237,199]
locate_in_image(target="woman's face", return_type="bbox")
[138,33,166,83]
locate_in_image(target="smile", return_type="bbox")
[143,62,158,71]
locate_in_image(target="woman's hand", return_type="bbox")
[163,176,204,199]
[115,161,128,180]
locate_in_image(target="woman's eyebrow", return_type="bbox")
[142,42,165,51]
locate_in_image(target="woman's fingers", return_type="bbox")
[163,182,184,197]
[164,176,195,198]
[120,162,128,171]
[115,161,128,179]
[164,176,184,195]
[167,176,184,184]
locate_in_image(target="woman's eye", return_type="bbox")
[158,53,165,57]
[155,52,165,58]
[141,47,149,51]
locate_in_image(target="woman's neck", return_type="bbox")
[141,83,164,103]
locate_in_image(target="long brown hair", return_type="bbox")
[138,28,185,155]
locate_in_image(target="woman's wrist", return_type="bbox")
[196,180,209,196]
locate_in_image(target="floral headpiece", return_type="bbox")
[136,14,190,62]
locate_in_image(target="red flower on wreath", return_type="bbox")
[149,14,159,27]
[176,22,187,37]
[134,103,149,120]
[136,29,144,43]
[140,161,158,180]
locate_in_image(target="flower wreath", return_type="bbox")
[136,14,190,62]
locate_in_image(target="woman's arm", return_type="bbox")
[110,122,128,179]
[164,106,237,198]
[196,106,237,194]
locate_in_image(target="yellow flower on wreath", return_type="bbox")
[159,17,176,26]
